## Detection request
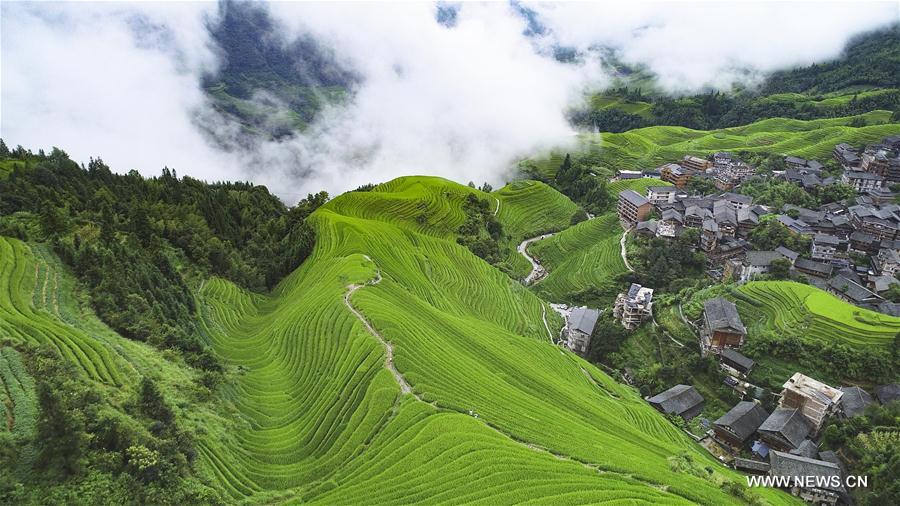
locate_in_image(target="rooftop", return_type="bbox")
[714,401,768,441]
[839,386,873,418]
[769,451,845,494]
[619,189,649,207]
[569,307,600,336]
[759,408,811,448]
[647,384,704,416]
[782,373,843,406]
[703,297,746,334]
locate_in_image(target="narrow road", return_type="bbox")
[494,197,501,216]
[518,233,554,284]
[620,228,634,272]
[344,266,418,398]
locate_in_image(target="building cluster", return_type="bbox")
[655,153,755,190]
[834,135,900,191]
[718,373,900,505]
[616,137,900,317]
[683,298,900,504]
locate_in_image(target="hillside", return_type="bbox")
[684,281,899,389]
[0,172,796,504]
[527,111,900,177]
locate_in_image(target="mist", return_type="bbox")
[2,1,896,201]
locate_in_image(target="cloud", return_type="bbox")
[0,2,248,182]
[527,1,898,91]
[2,1,896,201]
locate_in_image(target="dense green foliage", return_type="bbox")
[820,402,900,506]
[630,229,706,291]
[0,145,322,369]
[748,216,811,252]
[762,24,900,94]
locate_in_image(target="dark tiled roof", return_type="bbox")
[703,297,745,333]
[775,247,799,262]
[794,258,834,277]
[619,189,649,207]
[813,233,839,246]
[714,401,769,442]
[840,386,873,417]
[759,408,811,448]
[721,348,754,372]
[790,439,818,459]
[769,451,845,494]
[828,275,881,304]
[746,251,783,267]
[734,458,770,473]
[647,385,704,416]
[569,307,600,335]
[875,383,900,405]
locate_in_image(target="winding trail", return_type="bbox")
[493,197,501,216]
[620,227,634,272]
[344,266,417,397]
[518,233,555,284]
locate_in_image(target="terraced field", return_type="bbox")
[529,111,900,176]
[494,180,580,278]
[194,177,793,504]
[520,178,669,302]
[528,213,627,302]
[731,281,900,348]
[0,237,123,385]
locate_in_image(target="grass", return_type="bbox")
[528,111,900,177]
[493,180,580,279]
[587,94,654,118]
[192,176,794,504]
[523,178,669,303]
[0,176,796,504]
[731,281,900,348]
[529,213,626,303]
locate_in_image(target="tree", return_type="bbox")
[0,139,9,158]
[768,258,792,280]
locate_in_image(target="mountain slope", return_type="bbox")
[527,111,900,177]
[193,176,795,504]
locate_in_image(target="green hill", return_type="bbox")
[685,281,899,388]
[528,111,900,176]
[0,174,797,504]
[529,213,627,304]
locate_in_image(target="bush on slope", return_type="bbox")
[196,176,795,505]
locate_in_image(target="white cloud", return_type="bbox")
[1,1,896,200]
[0,3,246,182]
[528,1,898,91]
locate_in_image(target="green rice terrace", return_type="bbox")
[0,177,798,504]
[527,111,900,176]
[528,213,627,303]
[685,281,900,349]
[526,178,670,303]
[684,281,899,388]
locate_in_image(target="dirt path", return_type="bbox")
[344,267,418,398]
[620,228,634,272]
[494,197,501,216]
[518,233,554,284]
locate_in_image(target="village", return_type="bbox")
[547,134,900,505]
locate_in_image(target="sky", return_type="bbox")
[2,1,897,201]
